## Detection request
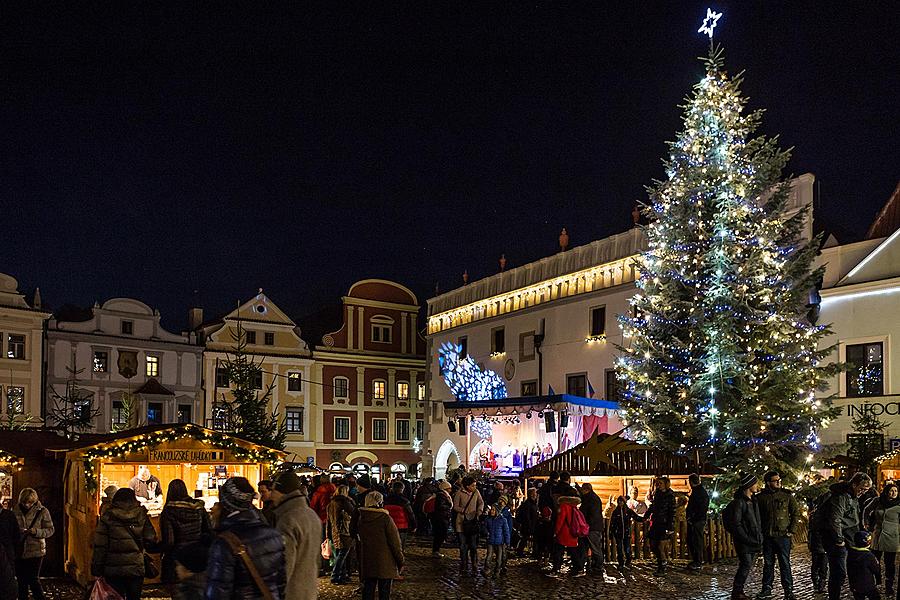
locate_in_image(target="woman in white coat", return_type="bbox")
[866,482,900,596]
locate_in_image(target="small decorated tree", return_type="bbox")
[48,367,102,437]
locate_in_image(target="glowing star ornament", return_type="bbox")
[698,8,723,39]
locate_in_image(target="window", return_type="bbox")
[111,401,126,428]
[252,369,263,390]
[397,382,409,401]
[373,418,388,441]
[121,320,133,335]
[75,395,93,422]
[458,337,468,360]
[6,386,24,415]
[396,419,410,442]
[287,372,302,392]
[333,377,349,399]
[334,417,351,441]
[416,419,425,441]
[212,402,230,430]
[215,367,230,388]
[590,306,607,337]
[7,334,25,359]
[846,342,884,397]
[147,402,163,425]
[417,382,425,401]
[178,404,192,424]
[264,332,275,346]
[521,380,538,396]
[372,324,392,343]
[93,351,109,373]
[491,327,505,354]
[246,330,257,344]
[145,355,159,377]
[567,373,587,398]
[519,331,535,361]
[605,369,620,402]
[373,380,386,401]
[286,408,304,433]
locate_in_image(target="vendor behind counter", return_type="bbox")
[129,466,163,502]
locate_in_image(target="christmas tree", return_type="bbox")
[616,46,841,500]
[219,320,287,450]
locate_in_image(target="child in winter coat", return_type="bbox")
[482,505,510,577]
[497,496,515,573]
[848,530,881,600]
[609,495,643,570]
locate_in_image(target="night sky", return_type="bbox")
[3,3,897,332]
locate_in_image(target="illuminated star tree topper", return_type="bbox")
[698,8,723,40]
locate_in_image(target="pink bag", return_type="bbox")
[90,578,124,600]
[321,539,332,560]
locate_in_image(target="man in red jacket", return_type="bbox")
[384,481,417,549]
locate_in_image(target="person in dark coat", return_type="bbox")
[412,478,435,537]
[205,477,287,600]
[609,496,642,570]
[91,488,159,600]
[756,470,801,600]
[538,473,559,513]
[257,480,276,526]
[847,530,880,600]
[357,492,404,600]
[430,481,453,557]
[384,482,417,549]
[578,483,605,573]
[807,490,830,594]
[159,478,211,584]
[173,541,208,600]
[514,488,539,558]
[643,476,676,575]
[686,473,710,571]
[726,474,764,600]
[0,504,21,599]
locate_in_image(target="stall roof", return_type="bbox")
[443,394,618,417]
[522,431,721,478]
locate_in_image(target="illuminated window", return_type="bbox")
[333,377,349,399]
[396,419,410,442]
[286,408,304,433]
[397,382,409,401]
[121,320,133,335]
[590,306,607,337]
[372,324,392,343]
[178,404,192,424]
[7,334,25,359]
[264,332,275,346]
[847,342,884,397]
[334,417,351,441]
[417,382,425,401]
[6,386,24,415]
[147,402,163,425]
[373,380,386,400]
[145,356,159,377]
[373,418,388,441]
[93,351,109,373]
[212,402,230,430]
[287,372,302,392]
[521,380,537,396]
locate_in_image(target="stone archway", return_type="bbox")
[434,439,461,481]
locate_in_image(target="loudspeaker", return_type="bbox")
[458,417,467,436]
[544,412,556,433]
[560,412,569,428]
[448,419,456,433]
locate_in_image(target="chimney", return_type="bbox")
[188,307,204,331]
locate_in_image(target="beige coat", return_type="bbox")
[274,491,322,600]
[13,501,54,559]
[452,488,484,533]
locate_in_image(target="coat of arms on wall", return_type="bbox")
[117,350,138,379]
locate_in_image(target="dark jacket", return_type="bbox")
[384,493,417,532]
[205,509,287,600]
[515,498,539,534]
[644,488,676,540]
[726,493,764,551]
[538,482,556,512]
[686,485,710,523]
[579,491,605,532]
[0,509,20,599]
[91,500,158,579]
[159,498,212,583]
[327,495,355,550]
[847,545,881,594]
[432,489,453,523]
[756,487,800,538]
[356,508,405,580]
[609,504,642,539]
[811,481,861,545]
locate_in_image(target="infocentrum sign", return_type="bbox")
[820,396,900,446]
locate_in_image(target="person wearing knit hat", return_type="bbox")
[272,470,321,600]
[219,477,255,515]
[725,473,762,600]
[847,529,880,599]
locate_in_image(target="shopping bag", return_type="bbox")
[321,539,332,560]
[90,577,124,600]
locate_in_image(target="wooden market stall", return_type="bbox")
[53,423,285,585]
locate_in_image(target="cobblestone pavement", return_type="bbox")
[42,541,862,599]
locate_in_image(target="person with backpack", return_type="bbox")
[482,505,510,577]
[863,481,900,596]
[13,488,54,600]
[429,481,453,557]
[205,477,286,600]
[810,472,873,600]
[643,476,676,575]
[384,482,417,550]
[724,473,763,600]
[756,470,800,600]
[412,478,436,537]
[551,495,588,576]
[578,483,606,574]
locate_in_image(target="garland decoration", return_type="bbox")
[0,450,23,474]
[82,424,284,494]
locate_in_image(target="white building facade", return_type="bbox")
[46,298,204,432]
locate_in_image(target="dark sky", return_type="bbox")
[3,3,897,332]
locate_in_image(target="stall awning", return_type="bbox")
[443,394,618,418]
[522,431,722,478]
